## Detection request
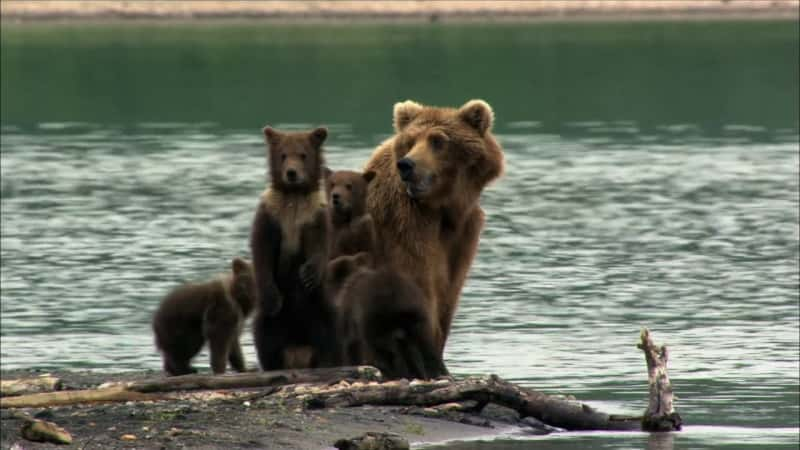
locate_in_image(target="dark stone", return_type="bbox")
[334,432,410,450]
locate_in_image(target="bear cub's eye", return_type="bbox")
[300,153,307,161]
[281,153,287,161]
[346,184,352,191]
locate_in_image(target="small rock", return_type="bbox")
[21,419,73,445]
[334,431,409,450]
[33,410,54,420]
[120,434,137,441]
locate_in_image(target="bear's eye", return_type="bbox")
[300,153,307,161]
[429,133,447,150]
[346,184,352,191]
[281,153,287,161]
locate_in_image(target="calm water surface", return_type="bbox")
[1,21,798,449]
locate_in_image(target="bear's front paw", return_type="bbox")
[299,261,320,291]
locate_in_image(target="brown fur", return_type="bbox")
[251,126,337,371]
[335,266,448,380]
[364,99,504,355]
[152,258,256,376]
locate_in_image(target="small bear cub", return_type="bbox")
[323,168,377,297]
[153,258,255,376]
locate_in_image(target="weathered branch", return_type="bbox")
[1,374,62,397]
[126,365,382,393]
[638,328,682,431]
[1,366,382,409]
[0,385,162,409]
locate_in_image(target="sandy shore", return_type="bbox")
[1,0,798,22]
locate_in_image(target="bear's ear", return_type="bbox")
[458,100,494,136]
[309,127,328,148]
[231,257,250,275]
[362,170,376,184]
[323,166,333,180]
[263,126,281,146]
[393,100,424,132]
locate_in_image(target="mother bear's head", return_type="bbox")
[390,99,504,209]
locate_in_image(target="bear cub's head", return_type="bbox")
[324,169,376,223]
[229,257,256,312]
[390,99,503,205]
[263,126,327,193]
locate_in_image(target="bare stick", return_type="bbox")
[638,328,682,431]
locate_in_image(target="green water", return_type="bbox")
[1,21,798,449]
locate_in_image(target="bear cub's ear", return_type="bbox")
[309,127,328,148]
[232,257,250,275]
[263,126,281,145]
[458,100,494,136]
[393,100,424,132]
[323,166,334,180]
[363,170,376,184]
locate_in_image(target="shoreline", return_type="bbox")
[0,369,547,449]
[1,1,798,24]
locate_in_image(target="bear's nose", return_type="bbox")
[286,169,298,182]
[396,158,415,181]
[331,193,341,205]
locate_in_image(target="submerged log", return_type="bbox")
[0,374,62,397]
[287,376,642,431]
[638,328,682,431]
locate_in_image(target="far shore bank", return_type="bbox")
[1,0,798,24]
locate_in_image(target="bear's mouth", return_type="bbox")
[403,174,434,199]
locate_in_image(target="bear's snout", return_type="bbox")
[286,168,298,183]
[397,158,416,181]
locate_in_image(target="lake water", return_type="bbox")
[1,21,798,449]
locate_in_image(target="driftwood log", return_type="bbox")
[1,329,680,433]
[1,366,381,409]
[0,374,62,397]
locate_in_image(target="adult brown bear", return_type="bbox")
[364,99,504,355]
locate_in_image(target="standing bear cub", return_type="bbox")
[153,258,256,376]
[251,126,337,370]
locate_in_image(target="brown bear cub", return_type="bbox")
[325,168,377,263]
[153,258,255,376]
[323,168,377,297]
[333,264,449,380]
[251,126,337,370]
